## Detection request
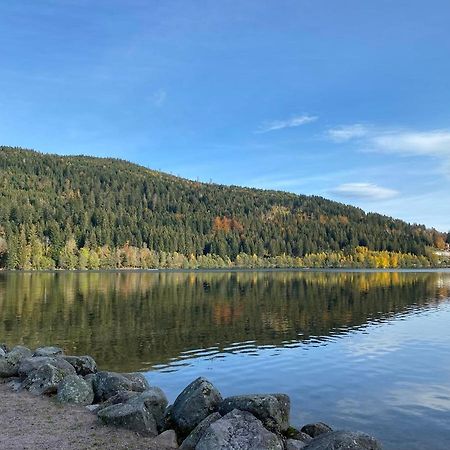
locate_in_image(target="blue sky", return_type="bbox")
[1,1,449,231]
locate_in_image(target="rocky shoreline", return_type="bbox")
[0,344,382,449]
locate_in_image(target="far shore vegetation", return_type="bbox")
[1,147,449,271]
[1,236,449,270]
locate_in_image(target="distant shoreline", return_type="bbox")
[1,267,449,274]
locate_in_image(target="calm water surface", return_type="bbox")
[1,270,450,449]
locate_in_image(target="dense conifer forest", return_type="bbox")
[0,146,448,269]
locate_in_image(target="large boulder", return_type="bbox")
[304,431,383,450]
[18,356,75,379]
[33,346,64,357]
[63,355,97,376]
[92,371,148,402]
[195,409,284,450]
[180,412,221,450]
[171,377,223,437]
[129,387,168,431]
[122,372,150,391]
[22,363,70,395]
[219,393,290,433]
[287,440,307,450]
[152,430,179,449]
[301,423,333,438]
[57,374,94,405]
[94,390,139,413]
[0,346,32,377]
[97,401,158,436]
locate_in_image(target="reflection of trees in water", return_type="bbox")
[0,271,448,372]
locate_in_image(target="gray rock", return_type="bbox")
[0,358,12,377]
[18,356,75,379]
[57,374,94,405]
[122,372,150,392]
[92,371,139,402]
[180,412,221,450]
[164,404,175,430]
[0,343,9,353]
[94,390,139,413]
[219,393,290,433]
[34,346,64,357]
[304,431,382,449]
[63,355,97,376]
[7,377,22,392]
[301,423,333,438]
[285,427,313,443]
[172,377,223,437]
[86,404,100,412]
[84,373,96,387]
[0,348,5,358]
[153,429,179,448]
[0,346,32,377]
[195,409,284,450]
[22,363,68,395]
[97,401,158,436]
[287,439,307,450]
[129,387,168,430]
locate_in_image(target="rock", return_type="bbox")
[94,390,139,413]
[0,343,9,353]
[180,412,221,450]
[304,431,382,449]
[122,372,150,391]
[7,378,22,392]
[18,357,54,378]
[63,355,97,376]
[95,387,168,428]
[0,348,6,358]
[129,387,168,430]
[57,374,94,405]
[153,429,179,448]
[18,356,75,379]
[84,373,96,387]
[171,377,223,437]
[301,423,333,438]
[0,358,12,377]
[164,404,175,430]
[97,401,158,436]
[287,440,307,450]
[92,371,141,402]
[195,409,284,450]
[284,427,313,443]
[219,393,290,433]
[22,363,69,395]
[0,346,32,377]
[86,404,99,412]
[33,346,64,357]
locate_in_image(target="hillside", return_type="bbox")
[0,146,446,269]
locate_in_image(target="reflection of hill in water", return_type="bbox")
[1,271,449,372]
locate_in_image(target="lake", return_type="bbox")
[1,270,450,449]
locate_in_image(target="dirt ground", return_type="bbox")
[0,381,174,450]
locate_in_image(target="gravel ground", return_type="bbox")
[0,381,173,450]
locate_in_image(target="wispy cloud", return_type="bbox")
[327,124,369,142]
[152,89,167,107]
[327,124,450,175]
[330,182,399,201]
[257,114,317,133]
[372,130,450,158]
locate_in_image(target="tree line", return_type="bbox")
[0,146,448,270]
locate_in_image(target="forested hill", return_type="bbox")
[0,146,446,269]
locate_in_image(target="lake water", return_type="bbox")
[1,270,450,449]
